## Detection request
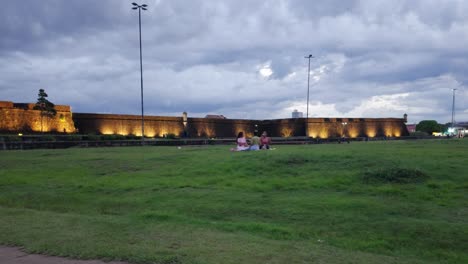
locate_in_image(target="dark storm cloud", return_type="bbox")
[0,0,124,53]
[0,0,467,124]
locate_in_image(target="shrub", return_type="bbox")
[85,134,101,141]
[410,131,429,137]
[165,133,177,139]
[363,167,429,184]
[126,134,140,140]
[1,135,22,142]
[101,134,126,140]
[38,135,56,142]
[66,135,83,141]
[100,134,114,140]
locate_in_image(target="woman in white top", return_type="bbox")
[235,131,250,151]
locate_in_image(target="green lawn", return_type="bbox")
[0,140,467,264]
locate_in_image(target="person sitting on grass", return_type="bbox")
[231,131,250,151]
[249,132,260,151]
[260,131,272,150]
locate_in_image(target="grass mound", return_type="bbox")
[363,167,429,184]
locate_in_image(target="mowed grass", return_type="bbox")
[0,140,467,264]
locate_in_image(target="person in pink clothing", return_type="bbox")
[260,131,272,150]
[235,131,250,151]
[230,131,250,151]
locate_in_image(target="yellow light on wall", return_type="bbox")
[348,127,359,138]
[319,131,329,138]
[384,124,393,137]
[366,126,377,137]
[281,127,293,137]
[101,127,114,135]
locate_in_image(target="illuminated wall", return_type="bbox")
[74,114,408,138]
[73,113,184,137]
[0,101,408,138]
[187,118,257,138]
[73,114,259,138]
[0,101,75,133]
[306,118,408,138]
[260,119,306,137]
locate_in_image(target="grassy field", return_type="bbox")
[0,140,467,264]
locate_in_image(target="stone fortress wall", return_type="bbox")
[1,101,409,138]
[73,113,408,138]
[0,101,75,133]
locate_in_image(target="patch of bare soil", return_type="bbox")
[0,246,130,264]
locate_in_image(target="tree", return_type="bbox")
[415,120,443,134]
[33,89,56,132]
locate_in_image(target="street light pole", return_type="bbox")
[341,122,348,137]
[451,88,457,129]
[304,54,313,136]
[132,2,147,142]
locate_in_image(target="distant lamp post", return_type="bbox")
[40,102,46,133]
[304,54,314,136]
[341,122,348,137]
[182,111,188,137]
[132,2,148,141]
[451,88,457,130]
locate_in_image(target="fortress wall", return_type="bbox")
[73,113,184,137]
[260,118,306,137]
[187,118,257,138]
[73,114,259,138]
[1,101,408,138]
[306,118,409,138]
[73,115,408,138]
[0,101,75,133]
[186,118,306,138]
[0,101,14,108]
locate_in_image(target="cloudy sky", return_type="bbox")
[1,0,467,123]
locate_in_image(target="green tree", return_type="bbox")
[415,120,443,134]
[33,89,56,132]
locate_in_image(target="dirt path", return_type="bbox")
[0,246,129,264]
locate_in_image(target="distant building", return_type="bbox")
[292,109,303,118]
[205,114,227,119]
[457,121,468,128]
[406,124,416,133]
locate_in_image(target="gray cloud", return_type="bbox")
[0,0,467,124]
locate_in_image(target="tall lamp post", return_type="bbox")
[132,2,147,141]
[304,54,314,136]
[341,122,348,137]
[451,88,457,130]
